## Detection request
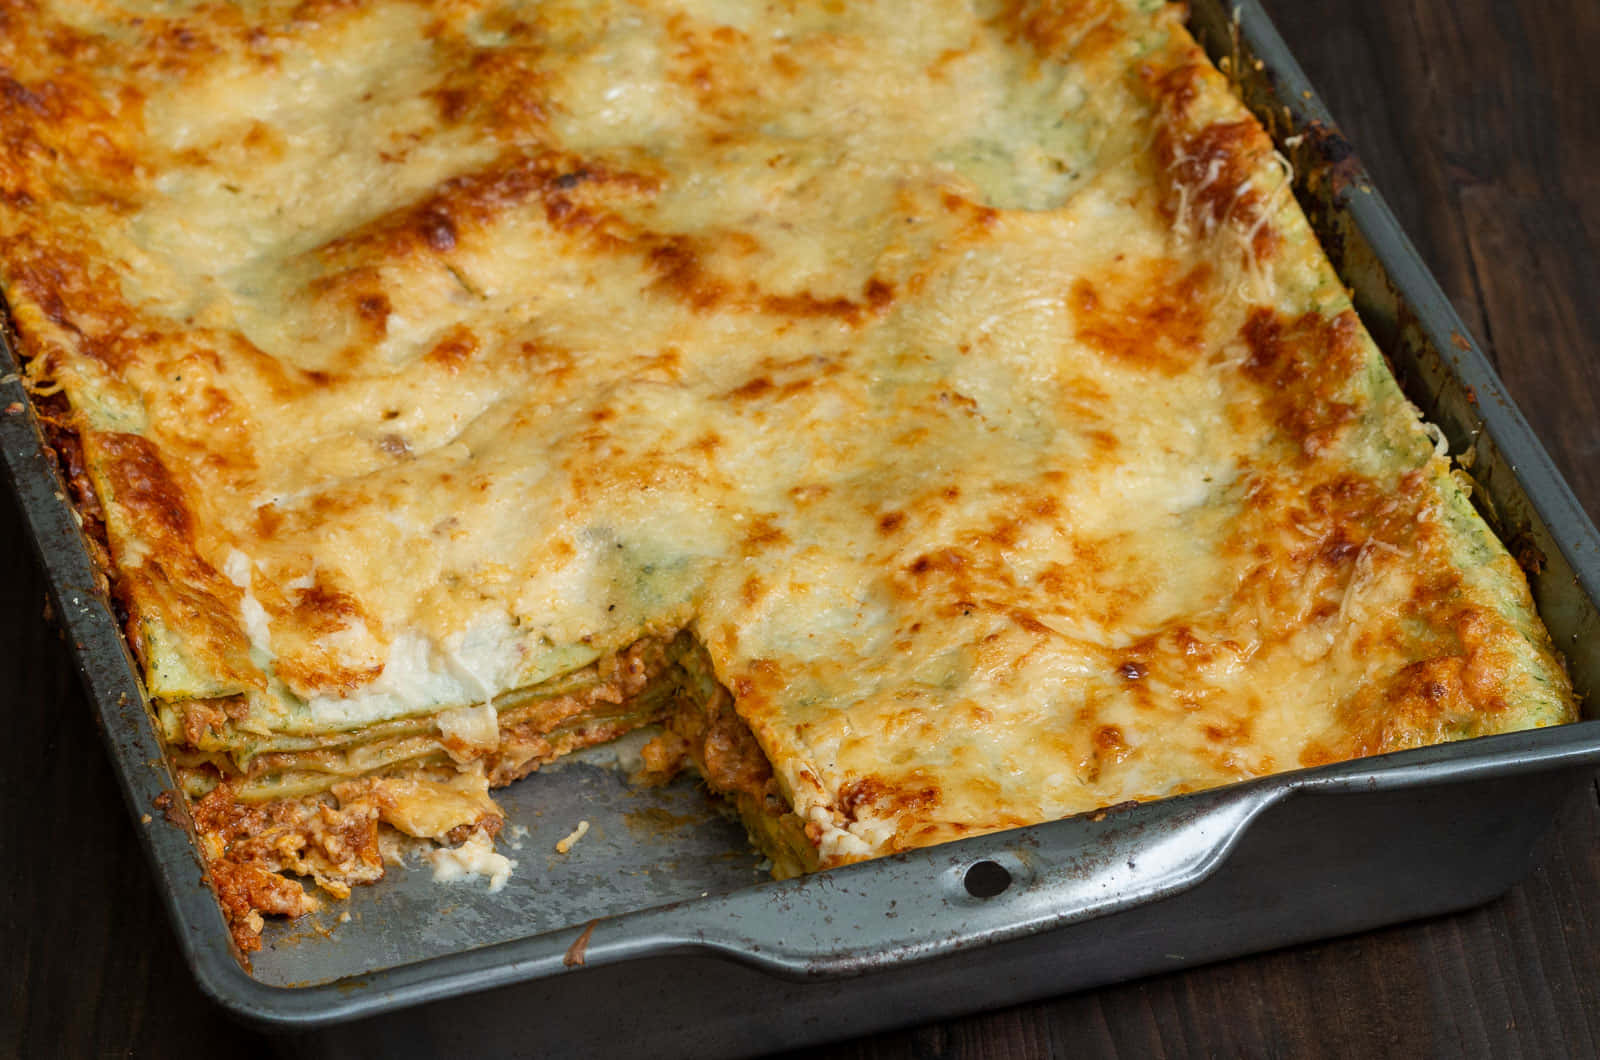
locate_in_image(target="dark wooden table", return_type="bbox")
[6,1,1597,1056]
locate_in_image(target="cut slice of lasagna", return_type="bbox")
[0,0,1574,952]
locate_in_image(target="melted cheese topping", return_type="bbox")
[0,0,1573,870]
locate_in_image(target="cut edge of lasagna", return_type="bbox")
[0,0,1574,959]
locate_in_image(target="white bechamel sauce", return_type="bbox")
[424,830,516,892]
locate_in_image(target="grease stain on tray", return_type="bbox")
[624,805,714,838]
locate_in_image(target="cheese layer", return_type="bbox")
[0,0,1574,868]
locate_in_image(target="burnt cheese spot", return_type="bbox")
[1144,49,1283,257]
[742,514,788,550]
[424,326,478,372]
[1010,609,1051,634]
[839,776,941,823]
[997,0,1126,65]
[97,431,195,543]
[425,37,550,139]
[1242,307,1364,459]
[1070,259,1211,375]
[906,548,968,579]
[355,293,391,337]
[726,376,774,401]
[419,208,457,252]
[648,235,726,309]
[288,579,367,635]
[1093,724,1126,751]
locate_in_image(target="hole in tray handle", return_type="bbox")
[963,859,1013,898]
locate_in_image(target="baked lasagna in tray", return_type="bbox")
[0,0,1575,953]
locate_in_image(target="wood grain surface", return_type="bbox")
[4,1,1596,1056]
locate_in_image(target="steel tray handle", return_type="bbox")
[577,781,1286,980]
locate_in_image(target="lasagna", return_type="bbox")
[0,0,1575,953]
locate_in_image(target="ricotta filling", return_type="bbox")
[223,549,274,662]
[306,618,524,728]
[424,830,516,892]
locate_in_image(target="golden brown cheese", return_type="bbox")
[0,0,1574,916]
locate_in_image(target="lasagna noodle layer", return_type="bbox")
[169,632,686,800]
[0,0,1576,937]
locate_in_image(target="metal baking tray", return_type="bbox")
[3,1,1598,1055]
